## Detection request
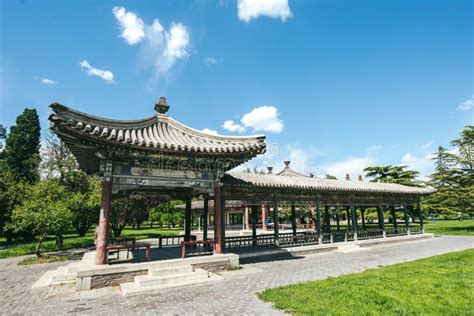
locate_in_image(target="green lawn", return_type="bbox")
[0,225,182,259]
[259,249,474,315]
[424,219,474,236]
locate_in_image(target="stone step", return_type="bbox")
[148,265,194,276]
[135,269,209,287]
[120,273,222,295]
[144,260,196,269]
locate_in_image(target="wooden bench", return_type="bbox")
[111,237,136,245]
[106,242,151,262]
[181,240,215,258]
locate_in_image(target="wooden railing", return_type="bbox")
[357,229,384,240]
[158,235,196,248]
[385,226,409,237]
[181,240,215,258]
[278,231,319,246]
[409,225,422,234]
[225,233,276,250]
[222,225,423,250]
[107,242,151,262]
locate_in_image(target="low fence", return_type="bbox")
[158,235,196,248]
[224,225,422,251]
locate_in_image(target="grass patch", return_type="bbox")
[424,219,474,236]
[225,264,241,271]
[258,249,474,315]
[17,255,71,266]
[0,226,182,259]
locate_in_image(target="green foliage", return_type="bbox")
[109,196,152,236]
[40,134,100,236]
[325,174,337,180]
[0,109,41,241]
[423,126,474,215]
[4,108,41,183]
[0,169,28,241]
[259,249,474,315]
[8,180,73,257]
[150,200,184,229]
[363,165,421,186]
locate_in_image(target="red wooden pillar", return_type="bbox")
[244,207,250,229]
[184,198,192,242]
[262,205,267,231]
[311,208,316,231]
[214,186,223,254]
[95,180,112,265]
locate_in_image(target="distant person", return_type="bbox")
[458,212,463,221]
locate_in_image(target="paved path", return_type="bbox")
[0,236,472,315]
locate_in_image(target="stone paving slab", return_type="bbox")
[0,235,472,315]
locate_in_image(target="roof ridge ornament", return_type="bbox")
[155,96,170,114]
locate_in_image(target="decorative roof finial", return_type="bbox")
[284,161,290,168]
[267,167,273,174]
[155,96,170,114]
[345,173,350,181]
[358,175,363,182]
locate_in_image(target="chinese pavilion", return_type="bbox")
[50,97,434,265]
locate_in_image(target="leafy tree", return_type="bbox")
[423,126,473,216]
[325,174,337,180]
[148,206,163,228]
[153,201,184,229]
[7,180,73,257]
[4,108,41,183]
[40,134,100,237]
[0,170,28,242]
[109,196,151,236]
[364,165,421,187]
[1,110,41,242]
[68,178,100,236]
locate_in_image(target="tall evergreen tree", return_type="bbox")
[4,108,41,183]
[1,110,40,241]
[363,165,421,187]
[424,126,474,215]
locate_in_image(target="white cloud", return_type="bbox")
[113,6,145,45]
[222,106,284,134]
[400,153,434,177]
[222,120,245,133]
[201,128,218,135]
[321,156,374,180]
[79,60,114,83]
[237,0,292,22]
[241,106,284,133]
[113,7,190,81]
[204,57,218,65]
[420,140,434,150]
[39,78,57,85]
[457,95,473,111]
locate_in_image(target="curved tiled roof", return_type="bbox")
[276,161,308,177]
[226,172,435,195]
[49,102,266,156]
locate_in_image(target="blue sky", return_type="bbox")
[0,0,472,179]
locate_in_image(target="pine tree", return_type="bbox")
[363,165,421,186]
[4,108,41,183]
[423,126,474,216]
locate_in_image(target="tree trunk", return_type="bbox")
[55,234,64,250]
[35,235,45,258]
